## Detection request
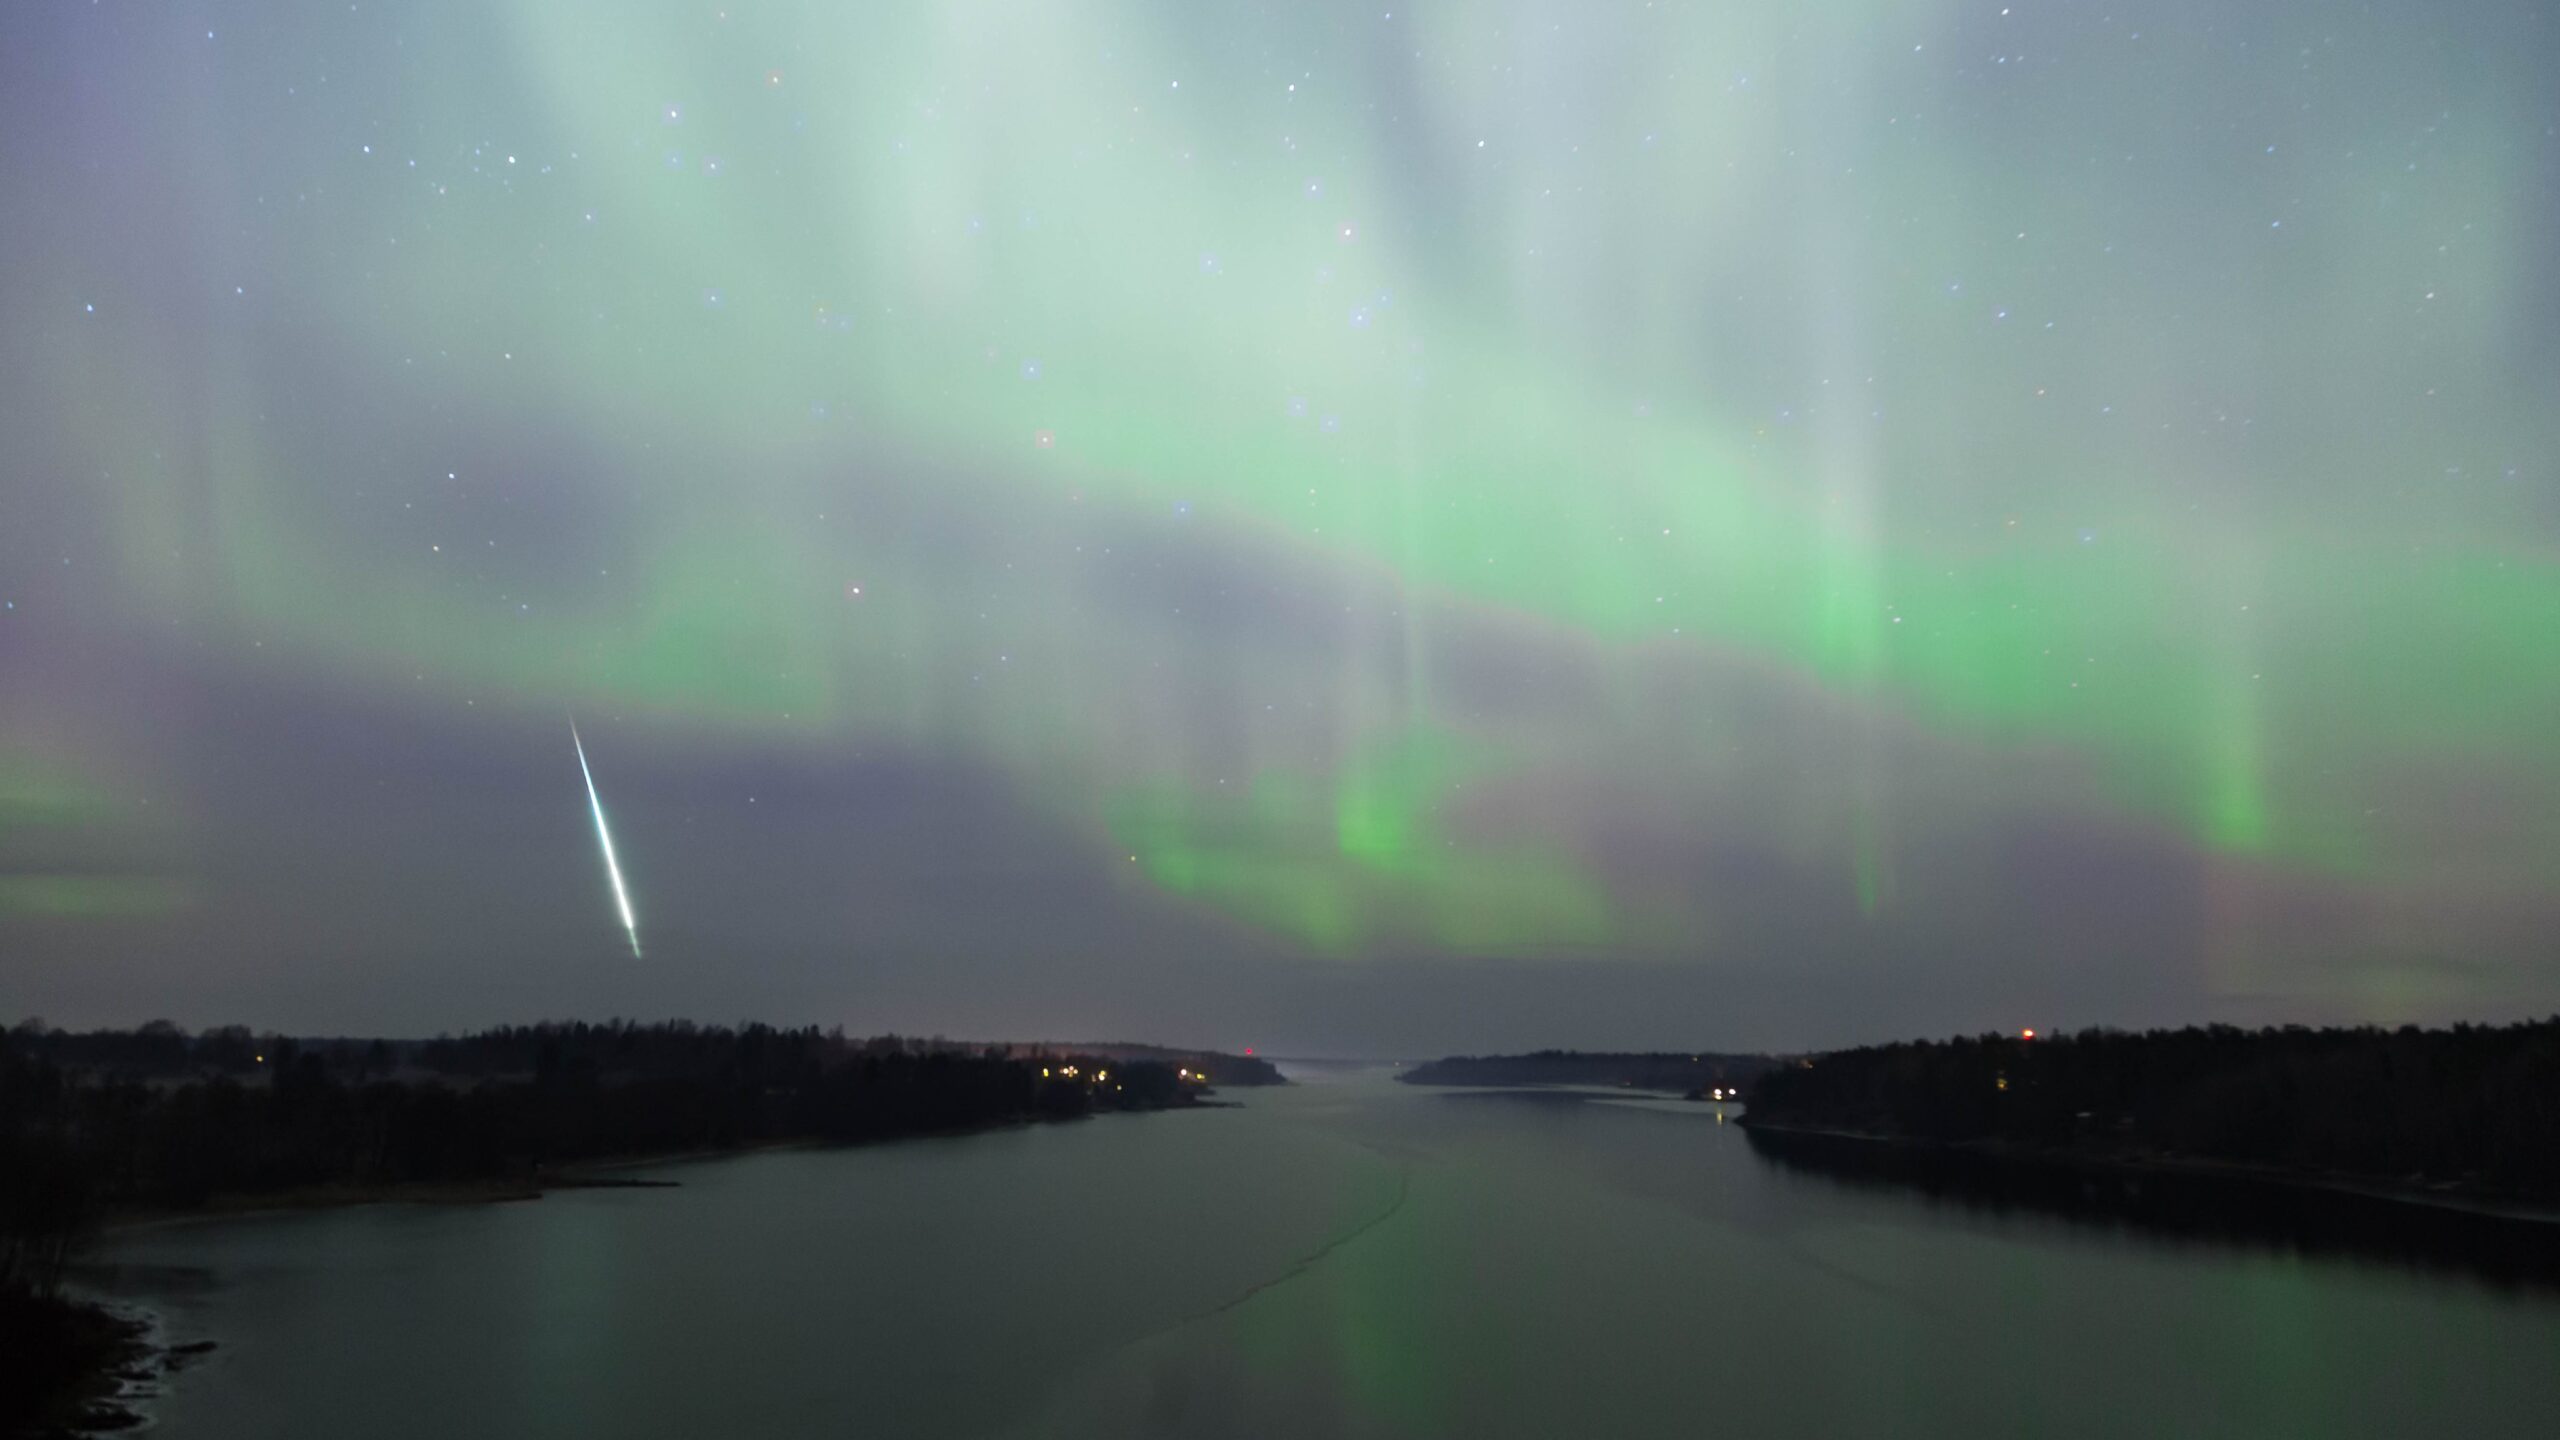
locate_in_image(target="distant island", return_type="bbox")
[1399,1049,1780,1097]
[1743,1019,2560,1212]
[0,1018,1272,1435]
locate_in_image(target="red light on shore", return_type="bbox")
[2021,1028,2037,1040]
[1242,1047,1254,1056]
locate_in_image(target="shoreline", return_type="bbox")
[59,1098,1234,1431]
[102,1178,543,1236]
[0,1289,196,1438]
[98,1094,1246,1237]
[1737,1117,2560,1226]
[98,1131,955,1236]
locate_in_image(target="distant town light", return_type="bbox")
[2022,1028,2037,1040]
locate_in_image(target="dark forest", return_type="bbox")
[1,1020,1252,1289]
[1744,1019,2560,1200]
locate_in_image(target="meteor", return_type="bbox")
[570,721,641,957]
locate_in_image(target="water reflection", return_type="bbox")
[1743,1123,2560,1293]
[82,1080,2560,1439]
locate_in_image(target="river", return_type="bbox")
[83,1067,2560,1438]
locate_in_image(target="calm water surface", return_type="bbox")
[88,1070,2560,1438]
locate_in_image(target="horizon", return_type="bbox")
[19,1010,2560,1070]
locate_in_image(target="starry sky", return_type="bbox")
[4,1,2556,1053]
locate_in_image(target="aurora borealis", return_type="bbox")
[3,1,2555,1048]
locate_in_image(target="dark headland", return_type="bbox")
[0,1018,1278,1436]
[1739,1019,2560,1208]
[1395,1021,2560,1218]
[1387,1023,2560,1290]
[1728,1018,2560,1291]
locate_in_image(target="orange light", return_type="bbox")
[2021,1028,2036,1040]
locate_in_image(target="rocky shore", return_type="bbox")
[1,1290,216,1438]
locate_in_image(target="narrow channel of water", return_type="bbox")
[85,1074,2560,1438]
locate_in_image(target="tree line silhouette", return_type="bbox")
[1745,1019,2560,1198]
[0,1018,1217,1295]
[1399,1049,1779,1094]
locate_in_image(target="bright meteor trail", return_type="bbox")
[570,722,641,958]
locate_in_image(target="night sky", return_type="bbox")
[4,2,2555,1053]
